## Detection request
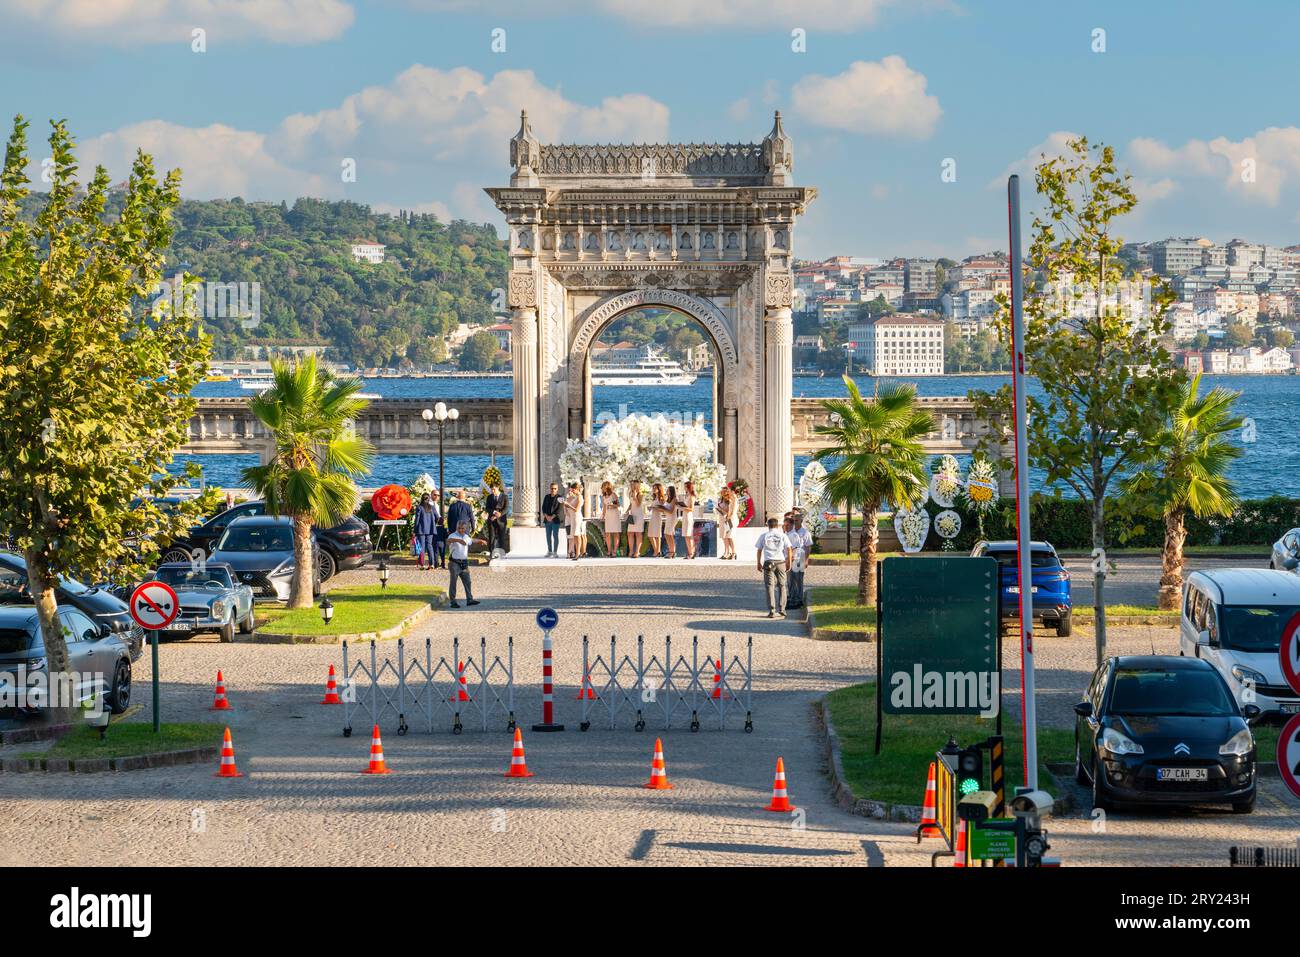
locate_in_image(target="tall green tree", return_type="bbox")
[813,378,934,605]
[0,116,213,686]
[241,355,374,608]
[459,330,501,371]
[971,137,1185,664]
[1122,374,1242,610]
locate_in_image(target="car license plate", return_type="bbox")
[1007,586,1038,594]
[1280,702,1300,715]
[167,621,191,632]
[1157,767,1207,781]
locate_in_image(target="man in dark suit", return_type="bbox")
[484,483,510,558]
[446,489,474,550]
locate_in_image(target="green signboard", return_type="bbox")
[969,821,1018,861]
[880,555,999,716]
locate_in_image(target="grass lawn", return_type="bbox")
[1086,604,1178,618]
[20,722,221,761]
[826,682,1073,806]
[257,583,442,636]
[807,585,876,635]
[1059,545,1268,557]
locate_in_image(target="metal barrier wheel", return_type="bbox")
[634,719,645,732]
[690,718,700,732]
[343,725,352,738]
[744,716,753,733]
[452,720,463,735]
[580,721,590,732]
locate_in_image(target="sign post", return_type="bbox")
[129,580,180,733]
[533,607,564,732]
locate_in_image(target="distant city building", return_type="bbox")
[1150,237,1210,276]
[350,241,386,264]
[847,314,945,376]
[903,259,937,294]
[486,321,513,351]
[817,298,859,324]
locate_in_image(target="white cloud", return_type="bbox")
[1129,127,1300,205]
[990,131,1081,187]
[79,120,333,199]
[272,65,670,166]
[0,0,354,44]
[790,57,941,139]
[406,0,921,31]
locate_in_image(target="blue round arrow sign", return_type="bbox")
[536,607,559,631]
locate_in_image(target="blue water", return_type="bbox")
[180,374,1299,499]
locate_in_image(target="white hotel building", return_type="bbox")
[848,314,946,376]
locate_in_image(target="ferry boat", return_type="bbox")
[591,346,697,386]
[238,378,273,390]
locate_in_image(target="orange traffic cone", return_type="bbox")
[918,761,941,838]
[211,670,232,711]
[361,725,391,774]
[504,728,534,778]
[953,819,967,867]
[449,661,471,702]
[764,757,796,812]
[214,727,242,778]
[321,664,342,705]
[710,659,729,700]
[642,737,674,790]
[575,670,598,700]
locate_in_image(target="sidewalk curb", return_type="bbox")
[815,695,923,823]
[242,599,442,645]
[1,745,220,774]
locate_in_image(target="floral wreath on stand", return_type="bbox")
[961,456,1000,539]
[728,479,755,527]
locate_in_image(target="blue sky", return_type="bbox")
[3,0,1298,259]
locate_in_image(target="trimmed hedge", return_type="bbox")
[928,495,1299,550]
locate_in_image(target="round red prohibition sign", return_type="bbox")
[1278,714,1300,801]
[129,580,179,631]
[1279,611,1300,698]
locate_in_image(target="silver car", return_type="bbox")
[1269,528,1300,574]
[0,604,133,715]
[207,515,316,602]
[152,562,255,642]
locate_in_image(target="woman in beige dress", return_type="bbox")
[600,480,623,556]
[625,481,646,558]
[646,483,666,557]
[680,481,697,559]
[661,485,679,558]
[716,486,738,559]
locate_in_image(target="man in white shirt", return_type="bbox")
[446,520,487,608]
[755,516,793,618]
[786,511,814,610]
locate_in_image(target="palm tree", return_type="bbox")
[1123,373,1242,610]
[813,377,935,605]
[241,356,374,608]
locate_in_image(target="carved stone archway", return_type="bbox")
[486,111,816,552]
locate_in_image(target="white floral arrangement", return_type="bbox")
[934,509,962,539]
[408,472,438,501]
[559,414,726,500]
[894,505,930,553]
[929,454,962,508]
[798,461,830,540]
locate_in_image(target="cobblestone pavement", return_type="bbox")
[1,558,1295,867]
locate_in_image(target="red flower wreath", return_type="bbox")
[727,480,755,527]
[371,484,412,521]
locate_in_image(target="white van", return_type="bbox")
[1180,569,1300,718]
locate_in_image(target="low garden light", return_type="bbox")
[84,691,111,740]
[378,558,389,589]
[320,597,334,625]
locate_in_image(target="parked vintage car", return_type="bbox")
[149,562,255,642]
[156,500,372,582]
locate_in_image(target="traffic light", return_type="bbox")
[956,745,983,797]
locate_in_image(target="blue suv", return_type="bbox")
[971,540,1073,636]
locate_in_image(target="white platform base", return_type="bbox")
[503,525,562,558]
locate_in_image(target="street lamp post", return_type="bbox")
[421,402,460,515]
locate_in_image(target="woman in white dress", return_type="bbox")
[646,483,666,557]
[563,481,584,561]
[661,485,679,558]
[716,486,738,560]
[625,481,645,558]
[600,480,623,556]
[680,481,697,559]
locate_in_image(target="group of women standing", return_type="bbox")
[548,479,739,560]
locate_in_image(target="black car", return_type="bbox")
[1074,655,1258,814]
[156,500,371,582]
[0,552,144,662]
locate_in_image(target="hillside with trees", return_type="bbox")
[20,194,510,369]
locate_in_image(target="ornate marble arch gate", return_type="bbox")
[486,111,815,551]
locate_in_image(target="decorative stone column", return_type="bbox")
[763,285,794,519]
[509,273,539,527]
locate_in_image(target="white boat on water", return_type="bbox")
[238,379,273,390]
[591,346,698,386]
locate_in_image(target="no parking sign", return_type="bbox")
[1279,611,1300,700]
[1279,715,1300,801]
